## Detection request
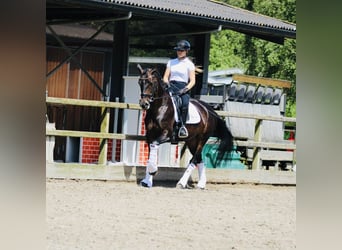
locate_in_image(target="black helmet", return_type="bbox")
[174,40,191,50]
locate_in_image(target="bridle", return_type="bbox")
[138,69,168,104]
[138,75,158,103]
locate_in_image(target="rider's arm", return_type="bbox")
[186,69,196,90]
[163,67,170,83]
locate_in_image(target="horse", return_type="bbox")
[137,64,234,189]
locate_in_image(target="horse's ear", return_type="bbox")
[137,64,144,75]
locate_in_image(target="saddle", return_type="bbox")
[170,96,200,144]
[171,96,200,124]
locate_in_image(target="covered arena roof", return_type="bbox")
[47,0,296,44]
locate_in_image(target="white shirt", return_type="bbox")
[166,57,195,83]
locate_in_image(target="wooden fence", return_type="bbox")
[46,97,296,169]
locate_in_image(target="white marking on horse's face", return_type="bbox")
[157,105,168,124]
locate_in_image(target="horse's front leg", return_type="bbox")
[146,127,171,174]
[140,129,170,188]
[140,142,159,188]
[146,143,159,175]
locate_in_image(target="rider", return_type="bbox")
[163,40,196,138]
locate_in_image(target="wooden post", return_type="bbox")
[232,74,291,89]
[98,107,110,165]
[252,119,262,170]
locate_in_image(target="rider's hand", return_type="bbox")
[178,87,189,95]
[163,81,170,90]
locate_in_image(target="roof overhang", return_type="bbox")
[47,0,296,45]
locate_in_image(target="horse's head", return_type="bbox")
[137,64,163,110]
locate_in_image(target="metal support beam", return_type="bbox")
[131,25,222,38]
[46,11,132,99]
[193,33,211,95]
[46,22,110,79]
[110,20,129,133]
[47,12,132,25]
[47,24,107,97]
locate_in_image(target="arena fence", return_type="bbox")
[46,97,296,170]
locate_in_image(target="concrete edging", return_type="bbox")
[46,162,296,185]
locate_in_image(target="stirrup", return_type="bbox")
[178,126,188,138]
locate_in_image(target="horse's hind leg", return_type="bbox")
[177,161,205,189]
[177,143,205,189]
[197,162,206,189]
[176,163,196,188]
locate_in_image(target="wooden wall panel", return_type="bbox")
[46,47,105,100]
[79,51,104,100]
[67,55,81,99]
[46,47,105,131]
[46,47,68,98]
[46,47,106,161]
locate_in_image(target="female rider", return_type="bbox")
[163,40,196,138]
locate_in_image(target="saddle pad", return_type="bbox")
[171,98,200,124]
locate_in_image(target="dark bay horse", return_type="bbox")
[137,65,233,188]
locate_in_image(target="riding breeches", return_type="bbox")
[169,81,190,109]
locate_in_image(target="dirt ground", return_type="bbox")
[46,179,296,250]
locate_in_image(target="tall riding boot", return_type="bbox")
[178,107,189,138]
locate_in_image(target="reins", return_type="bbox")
[139,70,174,101]
[140,84,181,102]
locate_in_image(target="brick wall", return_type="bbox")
[81,138,116,163]
[114,140,122,162]
[138,111,149,165]
[80,110,180,165]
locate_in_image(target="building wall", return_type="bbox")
[46,46,122,162]
[46,46,104,100]
[138,111,149,165]
[81,138,115,163]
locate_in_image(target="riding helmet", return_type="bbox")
[174,40,191,51]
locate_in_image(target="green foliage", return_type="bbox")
[209,0,296,116]
[254,0,296,23]
[209,30,246,71]
[286,99,296,120]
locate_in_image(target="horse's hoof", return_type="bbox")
[149,171,158,176]
[140,181,151,188]
[196,183,206,190]
[176,183,192,189]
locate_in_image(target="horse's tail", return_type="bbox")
[181,115,233,165]
[214,116,234,163]
[196,100,234,164]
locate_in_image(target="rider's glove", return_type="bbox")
[162,81,170,90]
[177,87,189,95]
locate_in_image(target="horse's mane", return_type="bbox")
[151,68,162,80]
[148,68,168,92]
